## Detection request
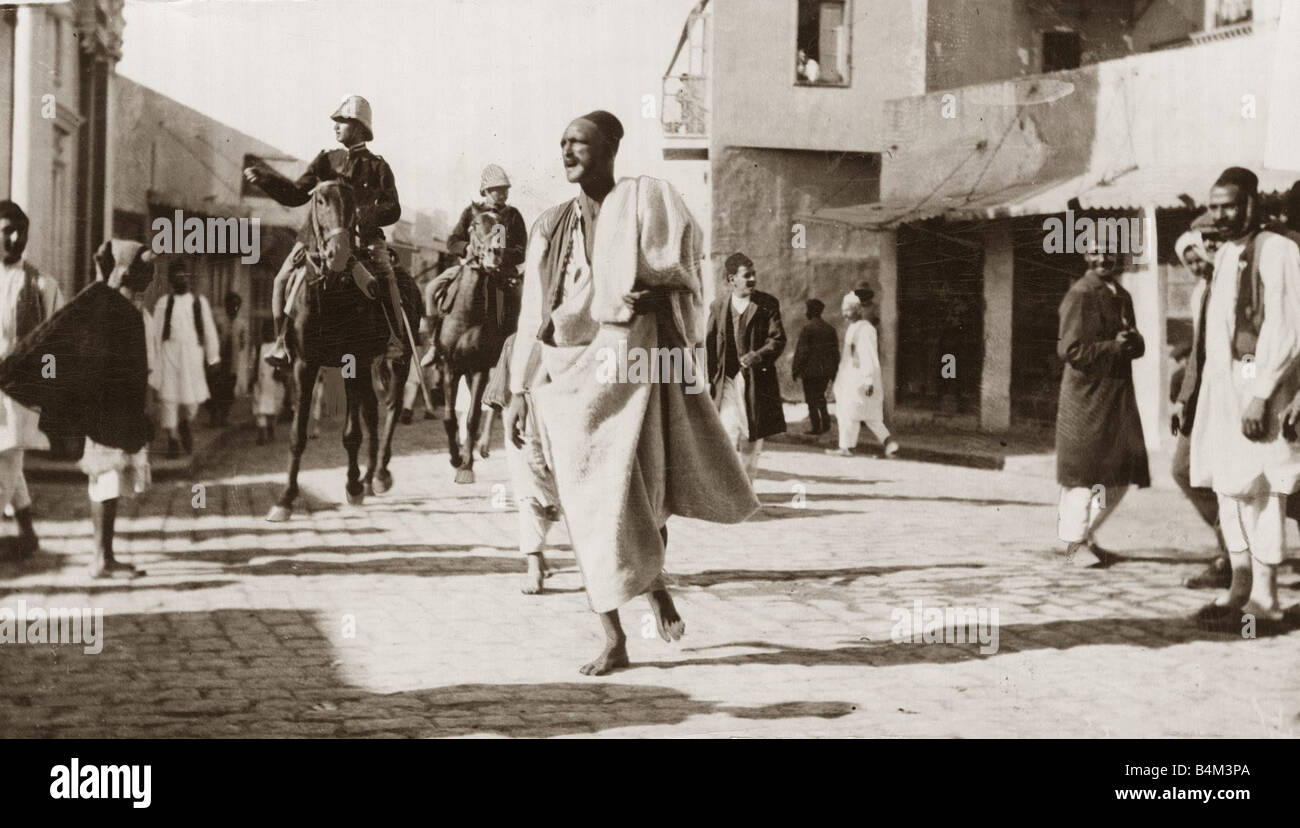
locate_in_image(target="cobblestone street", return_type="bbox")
[1,419,1297,738]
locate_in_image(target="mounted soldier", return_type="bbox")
[242,94,408,369]
[447,164,528,284]
[428,164,527,360]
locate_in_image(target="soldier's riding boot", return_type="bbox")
[423,317,444,367]
[378,281,406,361]
[265,315,292,371]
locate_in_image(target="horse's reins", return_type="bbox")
[306,187,355,287]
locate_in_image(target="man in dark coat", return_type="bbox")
[791,298,838,435]
[706,252,787,483]
[1055,245,1149,568]
[0,239,155,577]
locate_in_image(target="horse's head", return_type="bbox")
[309,180,356,274]
[466,208,505,273]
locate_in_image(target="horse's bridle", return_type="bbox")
[305,182,356,286]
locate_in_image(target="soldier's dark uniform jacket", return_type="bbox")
[258,146,401,245]
[447,203,528,279]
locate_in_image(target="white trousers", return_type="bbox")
[402,351,437,411]
[1057,484,1129,544]
[1217,492,1285,565]
[837,410,892,451]
[160,401,199,431]
[0,448,31,512]
[87,451,150,503]
[507,398,560,556]
[719,373,762,482]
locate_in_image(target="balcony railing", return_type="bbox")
[1189,20,1253,44]
[661,74,707,138]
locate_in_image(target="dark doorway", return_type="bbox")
[896,221,984,415]
[1011,215,1077,426]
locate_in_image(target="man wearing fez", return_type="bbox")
[1191,167,1300,629]
[0,239,155,577]
[1054,242,1149,568]
[0,201,61,559]
[503,110,758,675]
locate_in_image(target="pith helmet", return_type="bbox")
[331,94,373,141]
[480,164,511,193]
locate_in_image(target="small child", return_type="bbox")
[251,320,286,444]
[485,333,560,594]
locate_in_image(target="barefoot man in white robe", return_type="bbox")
[503,111,759,675]
[1191,166,1300,631]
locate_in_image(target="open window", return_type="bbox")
[1210,0,1252,28]
[1042,30,1081,72]
[796,0,850,87]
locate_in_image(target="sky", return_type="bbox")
[117,0,699,231]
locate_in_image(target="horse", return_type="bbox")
[266,179,390,522]
[431,208,519,483]
[369,260,424,495]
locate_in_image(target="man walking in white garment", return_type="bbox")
[1191,166,1300,630]
[826,289,899,458]
[152,262,220,459]
[0,201,61,559]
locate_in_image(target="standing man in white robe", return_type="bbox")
[0,201,61,559]
[827,291,899,458]
[503,111,758,675]
[153,261,220,458]
[1191,167,1300,630]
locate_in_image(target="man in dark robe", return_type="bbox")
[0,239,155,576]
[1055,245,1149,568]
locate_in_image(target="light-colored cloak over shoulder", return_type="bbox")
[520,176,759,612]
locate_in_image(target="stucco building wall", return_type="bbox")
[710,0,927,153]
[712,145,883,400]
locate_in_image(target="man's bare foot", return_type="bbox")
[1240,599,1285,623]
[521,552,548,595]
[648,589,685,642]
[89,560,144,580]
[1063,541,1101,568]
[579,640,629,676]
[1213,567,1252,608]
